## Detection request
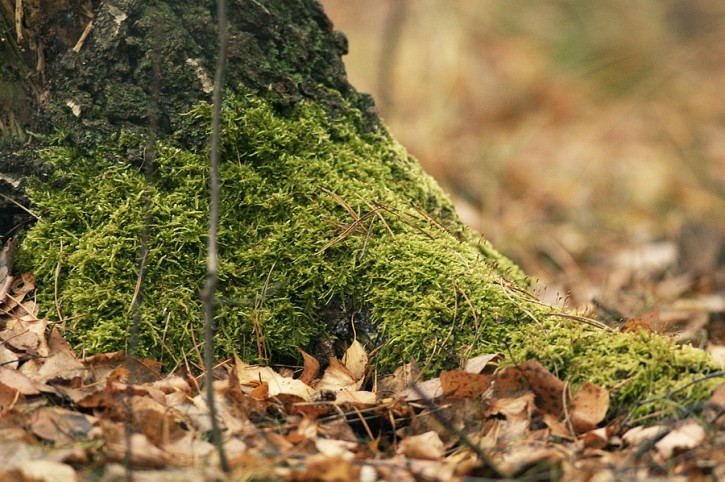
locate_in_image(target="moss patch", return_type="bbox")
[18,93,721,417]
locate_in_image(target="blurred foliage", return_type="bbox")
[323,0,725,294]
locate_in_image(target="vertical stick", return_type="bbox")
[125,22,161,481]
[201,0,229,472]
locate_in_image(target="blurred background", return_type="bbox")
[322,0,725,323]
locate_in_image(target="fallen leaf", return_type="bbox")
[288,454,360,482]
[581,427,610,449]
[104,421,170,468]
[33,348,87,385]
[30,407,98,444]
[704,383,725,425]
[622,425,668,446]
[400,377,443,401]
[131,396,186,446]
[520,360,566,416]
[315,438,357,459]
[342,339,368,382]
[161,432,215,466]
[464,353,502,374]
[334,390,376,405]
[17,460,77,482]
[654,420,706,460]
[496,443,564,478]
[397,431,445,460]
[491,365,527,399]
[297,348,320,385]
[378,361,420,397]
[0,366,42,395]
[0,344,19,369]
[235,355,314,399]
[486,392,536,445]
[440,370,491,399]
[0,326,40,354]
[0,382,20,408]
[316,357,358,392]
[570,383,609,434]
[706,344,725,369]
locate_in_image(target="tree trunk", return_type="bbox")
[0,0,719,415]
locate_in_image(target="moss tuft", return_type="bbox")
[509,317,721,417]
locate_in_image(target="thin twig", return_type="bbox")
[0,192,39,219]
[125,20,161,481]
[200,0,229,472]
[53,241,63,322]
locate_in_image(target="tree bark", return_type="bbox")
[1,0,375,233]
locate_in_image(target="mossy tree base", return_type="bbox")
[19,93,721,418]
[1,0,721,419]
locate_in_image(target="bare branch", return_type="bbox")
[201,0,229,472]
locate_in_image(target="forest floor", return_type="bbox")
[1,1,724,481]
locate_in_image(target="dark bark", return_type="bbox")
[0,0,377,239]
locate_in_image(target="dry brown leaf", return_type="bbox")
[0,366,42,396]
[520,360,566,416]
[315,438,357,459]
[131,396,186,446]
[235,355,313,400]
[707,345,725,369]
[377,361,420,397]
[104,421,170,468]
[30,407,98,444]
[0,344,18,369]
[251,381,270,399]
[400,377,443,401]
[288,454,360,482]
[707,383,725,409]
[490,365,527,398]
[33,348,87,385]
[0,273,35,314]
[152,375,193,395]
[622,425,667,446]
[316,357,358,392]
[161,432,215,466]
[334,390,376,405]
[654,420,707,461]
[486,392,536,445]
[81,349,127,372]
[440,370,491,399]
[541,412,573,439]
[17,460,77,482]
[341,339,367,382]
[0,381,21,407]
[397,431,445,460]
[496,443,564,478]
[580,427,610,449]
[0,326,40,354]
[297,348,320,385]
[570,382,610,434]
[464,353,502,374]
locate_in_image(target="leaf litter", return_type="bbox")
[1,240,724,481]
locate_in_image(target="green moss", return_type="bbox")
[509,317,721,417]
[17,92,721,418]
